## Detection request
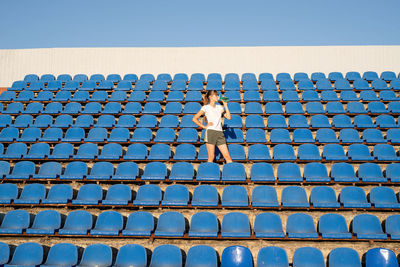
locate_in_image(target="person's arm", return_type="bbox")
[222,101,231,120]
[192,110,213,129]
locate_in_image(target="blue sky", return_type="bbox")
[0,0,399,49]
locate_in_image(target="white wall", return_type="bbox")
[0,45,399,86]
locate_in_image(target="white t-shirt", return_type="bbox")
[201,103,224,131]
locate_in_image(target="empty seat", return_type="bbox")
[173,144,196,160]
[248,144,271,161]
[78,244,112,267]
[221,212,251,237]
[0,115,12,128]
[177,128,198,143]
[0,209,30,234]
[257,246,288,267]
[196,162,220,181]
[270,129,291,143]
[365,248,399,267]
[246,129,267,143]
[90,211,123,236]
[273,144,296,160]
[245,115,265,128]
[7,161,35,179]
[24,143,50,159]
[183,102,201,114]
[370,187,400,208]
[191,185,219,207]
[315,129,338,143]
[297,144,322,161]
[347,102,367,114]
[142,162,167,180]
[221,185,248,207]
[262,91,280,101]
[62,127,85,142]
[287,213,318,238]
[331,162,358,182]
[358,163,386,182]
[150,245,182,267]
[189,212,219,237]
[245,102,264,114]
[347,144,373,161]
[267,115,287,128]
[133,184,161,206]
[323,144,348,160]
[169,162,194,180]
[23,102,44,114]
[277,162,302,182]
[249,163,274,182]
[221,246,253,267]
[52,114,73,127]
[0,127,19,142]
[122,211,154,236]
[304,162,330,182]
[123,143,147,160]
[264,102,283,114]
[376,114,397,128]
[112,162,139,180]
[310,186,339,208]
[3,142,27,159]
[340,186,371,208]
[108,128,130,142]
[185,245,218,267]
[254,213,284,238]
[3,102,24,114]
[310,115,330,128]
[293,129,314,143]
[147,144,171,160]
[363,129,386,143]
[306,102,325,114]
[26,210,61,235]
[222,162,246,181]
[353,214,387,239]
[42,243,78,267]
[339,129,362,143]
[368,101,388,113]
[6,242,43,266]
[98,143,123,160]
[73,143,98,160]
[332,115,353,128]
[62,102,81,114]
[318,213,352,239]
[155,212,185,237]
[285,102,304,114]
[340,91,359,101]
[293,247,324,267]
[71,91,89,102]
[130,128,152,142]
[48,143,74,159]
[72,184,102,205]
[86,162,114,180]
[136,114,157,128]
[281,186,309,207]
[95,114,115,127]
[82,102,102,114]
[251,186,279,207]
[373,144,399,161]
[162,184,189,206]
[0,183,18,204]
[42,184,73,204]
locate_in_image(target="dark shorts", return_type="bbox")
[204,129,226,146]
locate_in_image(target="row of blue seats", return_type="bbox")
[1,127,399,145]
[1,142,399,162]
[1,114,399,131]
[11,77,400,91]
[3,89,400,103]
[2,182,399,209]
[20,71,400,83]
[1,209,399,240]
[1,161,400,183]
[1,101,399,116]
[1,242,396,267]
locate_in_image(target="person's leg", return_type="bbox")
[206,143,215,162]
[218,144,233,163]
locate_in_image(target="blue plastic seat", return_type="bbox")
[86,162,114,180]
[0,91,16,101]
[257,246,288,267]
[329,72,344,82]
[162,184,189,206]
[72,115,93,128]
[169,162,194,180]
[320,91,339,101]
[102,102,121,114]
[147,144,171,160]
[171,144,196,161]
[248,163,275,182]
[373,144,399,161]
[370,187,400,209]
[0,115,12,128]
[245,115,265,128]
[354,114,375,128]
[187,80,203,91]
[340,91,359,101]
[0,183,18,204]
[90,211,123,236]
[331,162,358,182]
[281,186,309,207]
[264,102,283,114]
[311,72,326,82]
[306,102,325,114]
[184,91,201,102]
[363,129,386,143]
[108,128,130,142]
[90,74,105,82]
[60,161,88,180]
[95,114,115,128]
[326,102,346,114]
[245,102,264,114]
[227,102,242,114]
[347,102,367,114]
[289,115,309,128]
[0,127,19,142]
[246,129,267,143]
[221,246,253,267]
[177,115,195,128]
[376,114,397,128]
[380,90,398,101]
[381,71,397,81]
[183,102,201,114]
[154,211,185,237]
[82,102,102,114]
[73,74,88,82]
[267,115,287,128]
[347,144,373,161]
[303,162,329,182]
[72,184,102,205]
[363,71,379,81]
[340,186,371,208]
[80,80,97,91]
[262,91,280,101]
[48,143,74,159]
[185,245,218,267]
[26,210,61,235]
[130,128,152,143]
[353,214,387,239]
[0,210,30,234]
[136,114,157,128]
[318,213,352,239]
[273,144,296,160]
[73,143,98,160]
[62,102,82,114]
[150,245,182,267]
[388,102,400,113]
[358,163,386,182]
[285,102,304,114]
[6,161,35,180]
[365,248,399,267]
[346,71,361,81]
[279,79,296,90]
[116,112,138,128]
[270,129,291,143]
[221,185,248,207]
[260,79,277,91]
[368,101,388,113]
[153,128,175,143]
[24,143,50,159]
[301,91,319,101]
[339,129,362,143]
[277,162,303,182]
[360,90,379,101]
[133,184,161,206]
[23,102,44,114]
[206,80,222,91]
[123,144,147,160]
[254,212,284,239]
[247,144,271,161]
[3,142,27,159]
[122,211,154,236]
[384,163,400,182]
[142,162,167,180]
[89,91,108,102]
[12,115,33,129]
[6,242,43,266]
[77,244,112,267]
[323,144,348,160]
[166,91,184,101]
[335,78,351,90]
[61,127,84,142]
[243,91,260,101]
[106,73,121,83]
[108,91,127,102]
[310,186,339,208]
[71,91,89,102]
[158,115,178,128]
[251,186,278,207]
[196,162,220,181]
[385,215,400,240]
[221,212,251,237]
[98,143,123,160]
[188,212,219,238]
[52,114,73,128]
[293,247,324,267]
[310,115,330,128]
[164,102,182,114]
[332,115,353,128]
[122,74,138,83]
[97,80,114,90]
[227,144,246,160]
[287,213,318,238]
[282,91,300,101]
[190,185,219,207]
[3,102,24,114]
[114,244,148,267]
[293,129,314,143]
[42,243,78,266]
[109,162,138,181]
[42,184,73,204]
